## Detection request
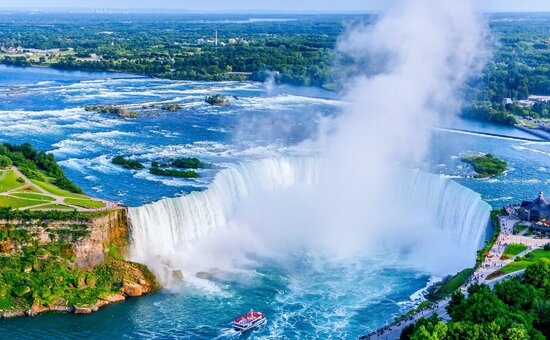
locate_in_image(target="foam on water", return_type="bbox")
[128,157,491,288]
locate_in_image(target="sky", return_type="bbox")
[0,0,549,13]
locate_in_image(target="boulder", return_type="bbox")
[74,306,92,314]
[196,271,212,280]
[103,293,126,303]
[123,282,143,297]
[172,270,184,281]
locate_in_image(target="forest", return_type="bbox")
[0,13,548,120]
[400,259,549,339]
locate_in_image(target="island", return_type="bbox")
[112,156,212,179]
[0,143,159,318]
[111,156,145,170]
[160,103,182,112]
[205,94,230,106]
[462,154,507,178]
[84,105,138,119]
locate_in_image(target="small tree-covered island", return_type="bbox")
[111,156,212,178]
[462,154,508,178]
[0,143,159,317]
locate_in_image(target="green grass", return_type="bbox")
[31,179,85,199]
[64,198,105,209]
[489,249,550,279]
[500,243,528,260]
[0,196,44,209]
[0,170,24,192]
[513,224,529,235]
[501,249,550,273]
[428,268,474,301]
[10,193,55,202]
[30,204,76,211]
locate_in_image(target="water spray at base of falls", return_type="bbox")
[129,157,491,286]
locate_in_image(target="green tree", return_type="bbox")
[0,155,12,168]
[522,259,549,289]
[494,278,537,310]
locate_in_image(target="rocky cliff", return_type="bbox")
[0,208,160,318]
[0,208,129,269]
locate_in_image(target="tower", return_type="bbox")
[215,30,218,46]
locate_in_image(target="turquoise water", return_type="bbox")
[0,65,547,338]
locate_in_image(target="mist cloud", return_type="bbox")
[131,0,491,283]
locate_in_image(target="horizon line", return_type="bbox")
[0,7,549,15]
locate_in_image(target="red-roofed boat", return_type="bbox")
[232,310,266,332]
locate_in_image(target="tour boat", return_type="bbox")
[232,310,266,332]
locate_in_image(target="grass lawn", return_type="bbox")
[513,224,529,235]
[31,204,76,211]
[31,179,85,199]
[491,249,550,278]
[429,268,474,301]
[0,196,44,209]
[64,198,105,209]
[500,243,528,260]
[10,193,56,202]
[0,170,24,192]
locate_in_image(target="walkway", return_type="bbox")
[360,213,548,340]
[0,166,117,212]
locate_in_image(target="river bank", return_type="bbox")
[514,124,550,142]
[2,275,154,319]
[360,208,550,340]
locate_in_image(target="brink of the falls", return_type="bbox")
[128,157,491,286]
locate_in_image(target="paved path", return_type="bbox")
[0,166,117,212]
[361,298,451,340]
[361,213,549,340]
[469,216,548,286]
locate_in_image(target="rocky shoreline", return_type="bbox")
[2,280,152,319]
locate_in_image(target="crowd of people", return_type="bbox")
[360,300,448,339]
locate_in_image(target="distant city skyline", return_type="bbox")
[0,0,549,13]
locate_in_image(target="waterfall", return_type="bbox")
[128,157,491,284]
[403,170,492,253]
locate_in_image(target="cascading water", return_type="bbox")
[403,170,492,252]
[128,157,321,283]
[129,157,491,286]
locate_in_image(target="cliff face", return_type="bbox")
[75,208,129,269]
[0,208,160,317]
[0,208,130,270]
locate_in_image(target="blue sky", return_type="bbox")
[0,0,549,12]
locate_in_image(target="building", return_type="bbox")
[519,192,550,222]
[528,95,550,103]
[533,220,550,234]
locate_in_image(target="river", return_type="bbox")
[0,65,547,338]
